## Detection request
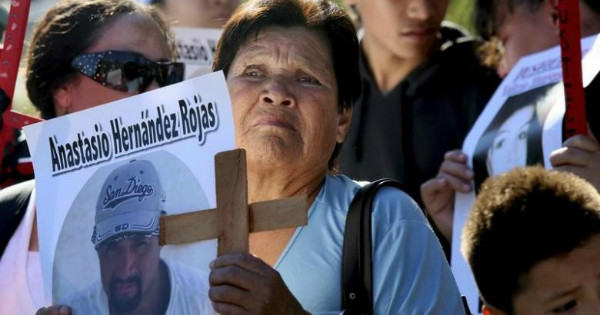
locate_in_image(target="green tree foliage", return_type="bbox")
[445,0,475,34]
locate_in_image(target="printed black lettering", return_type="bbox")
[111,119,122,154]
[208,102,216,127]
[49,137,61,172]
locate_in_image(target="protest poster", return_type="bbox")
[450,34,600,314]
[23,71,234,314]
[174,27,222,79]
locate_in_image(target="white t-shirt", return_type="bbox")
[0,189,45,315]
[66,259,213,315]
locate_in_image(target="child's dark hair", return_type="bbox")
[462,166,600,313]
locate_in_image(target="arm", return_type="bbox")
[550,134,600,191]
[420,150,474,243]
[371,188,465,315]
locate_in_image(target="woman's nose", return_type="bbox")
[261,78,295,107]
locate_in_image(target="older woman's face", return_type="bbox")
[227,26,350,173]
[53,13,172,116]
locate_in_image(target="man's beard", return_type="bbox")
[108,276,142,314]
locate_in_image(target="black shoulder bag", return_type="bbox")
[341,178,472,315]
[341,178,405,315]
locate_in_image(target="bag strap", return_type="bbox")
[342,178,406,315]
[0,179,34,258]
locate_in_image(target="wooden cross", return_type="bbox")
[159,148,308,255]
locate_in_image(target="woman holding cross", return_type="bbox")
[206,0,464,314]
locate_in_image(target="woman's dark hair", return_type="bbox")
[26,0,175,119]
[212,0,361,169]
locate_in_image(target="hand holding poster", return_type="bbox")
[450,35,600,314]
[23,71,234,315]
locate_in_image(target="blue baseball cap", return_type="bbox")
[91,159,167,249]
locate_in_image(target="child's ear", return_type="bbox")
[52,81,76,116]
[52,80,77,116]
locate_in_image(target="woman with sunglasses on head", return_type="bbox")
[0,1,184,315]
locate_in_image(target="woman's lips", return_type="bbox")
[253,118,296,131]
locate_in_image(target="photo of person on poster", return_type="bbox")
[472,83,557,190]
[54,154,213,315]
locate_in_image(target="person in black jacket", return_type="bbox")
[338,0,500,207]
[338,0,500,256]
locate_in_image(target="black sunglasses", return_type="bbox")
[71,50,185,94]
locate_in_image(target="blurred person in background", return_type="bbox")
[421,0,600,249]
[147,0,238,28]
[339,0,500,256]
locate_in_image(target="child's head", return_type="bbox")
[474,0,600,76]
[462,166,600,315]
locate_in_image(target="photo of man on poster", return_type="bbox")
[63,159,212,315]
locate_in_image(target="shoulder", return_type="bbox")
[314,174,361,215]
[440,22,474,44]
[164,260,213,315]
[321,174,361,198]
[438,22,495,73]
[438,22,478,56]
[370,184,427,225]
[320,175,425,223]
[166,259,209,290]
[435,22,501,101]
[163,259,208,283]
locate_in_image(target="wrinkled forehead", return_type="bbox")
[234,26,333,70]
